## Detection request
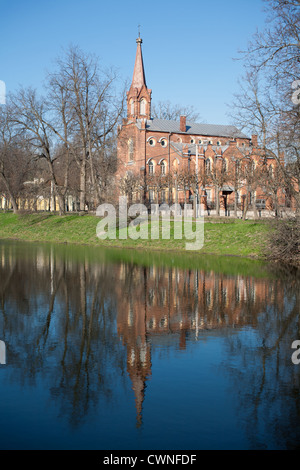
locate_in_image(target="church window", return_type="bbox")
[222,159,228,172]
[205,158,211,173]
[148,160,154,175]
[160,138,167,147]
[190,138,195,144]
[149,189,155,202]
[161,160,166,175]
[128,139,134,162]
[269,165,273,177]
[140,98,146,115]
[148,138,156,146]
[130,99,134,115]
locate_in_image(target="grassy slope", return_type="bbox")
[0,212,270,259]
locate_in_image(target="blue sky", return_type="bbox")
[0,0,268,124]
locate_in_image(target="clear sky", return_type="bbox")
[0,0,268,124]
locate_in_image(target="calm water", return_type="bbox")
[0,240,299,450]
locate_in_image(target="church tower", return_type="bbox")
[126,35,152,120]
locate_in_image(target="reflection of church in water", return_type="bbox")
[116,264,282,426]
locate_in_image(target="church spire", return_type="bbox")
[127,35,152,120]
[131,35,147,90]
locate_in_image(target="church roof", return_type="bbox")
[136,118,249,139]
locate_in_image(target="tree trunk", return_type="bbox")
[273,191,279,218]
[80,159,86,211]
[47,161,65,216]
[57,193,65,216]
[253,195,258,219]
[215,186,220,216]
[234,191,238,218]
[10,197,18,214]
[242,192,249,220]
[0,173,18,214]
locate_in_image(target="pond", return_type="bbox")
[0,240,299,450]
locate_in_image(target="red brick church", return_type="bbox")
[117,36,285,216]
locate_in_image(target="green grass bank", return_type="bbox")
[0,212,270,260]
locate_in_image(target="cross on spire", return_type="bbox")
[136,25,142,45]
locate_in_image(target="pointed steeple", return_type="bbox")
[127,35,152,120]
[131,36,147,90]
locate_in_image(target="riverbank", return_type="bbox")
[0,212,270,260]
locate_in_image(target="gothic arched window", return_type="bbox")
[128,139,134,162]
[148,160,154,175]
[140,98,146,115]
[205,158,211,173]
[269,165,273,177]
[130,99,134,115]
[222,158,228,172]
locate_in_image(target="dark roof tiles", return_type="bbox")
[136,118,249,139]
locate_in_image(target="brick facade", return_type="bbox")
[117,37,286,215]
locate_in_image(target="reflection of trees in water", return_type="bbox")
[221,274,300,449]
[0,244,127,428]
[0,241,299,442]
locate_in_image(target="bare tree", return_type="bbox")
[176,165,192,205]
[0,105,35,213]
[9,89,66,215]
[229,68,278,151]
[274,105,300,211]
[118,172,142,205]
[151,100,202,122]
[239,0,299,86]
[258,161,285,216]
[45,46,125,211]
[205,157,230,216]
[240,159,260,220]
[232,0,300,214]
[0,107,20,213]
[146,171,171,205]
